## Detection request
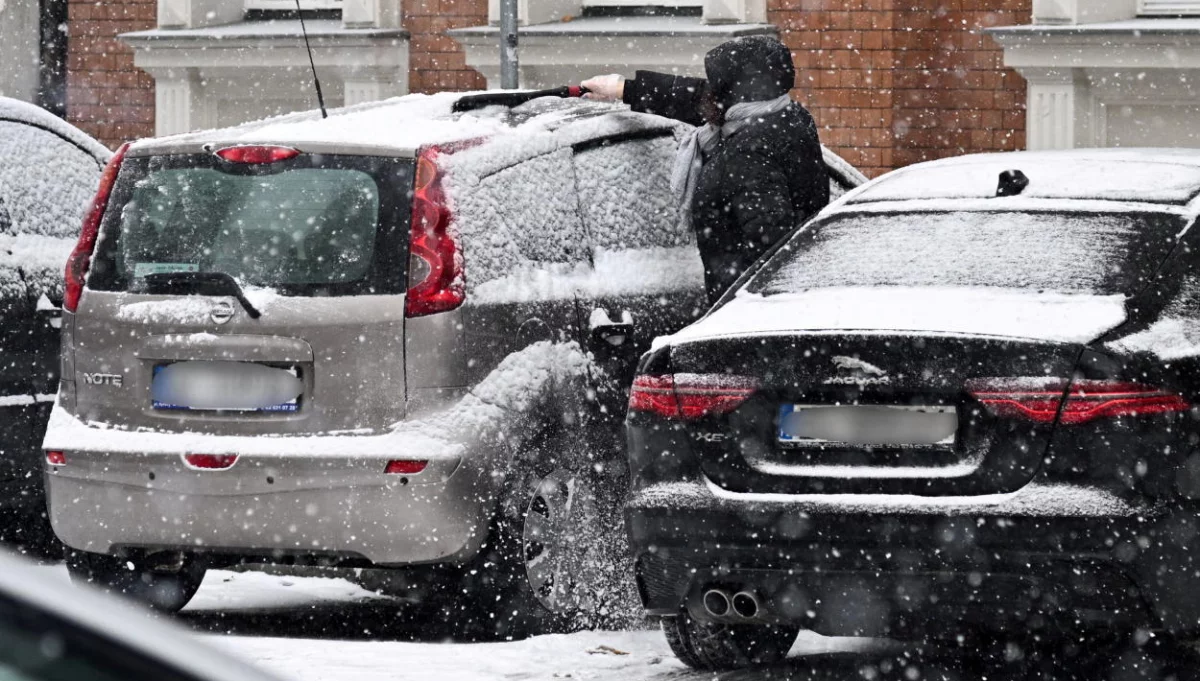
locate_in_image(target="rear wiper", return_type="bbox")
[143,271,262,319]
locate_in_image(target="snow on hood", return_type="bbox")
[660,287,1127,348]
[44,341,593,459]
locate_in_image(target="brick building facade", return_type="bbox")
[62,0,1030,177]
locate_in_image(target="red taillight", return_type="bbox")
[45,451,66,466]
[214,145,300,164]
[967,378,1190,425]
[405,146,464,318]
[385,460,428,475]
[65,142,129,313]
[183,453,238,470]
[629,373,758,420]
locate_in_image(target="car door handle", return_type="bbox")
[589,309,634,348]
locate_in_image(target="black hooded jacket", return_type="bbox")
[622,36,829,301]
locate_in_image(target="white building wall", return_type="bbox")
[0,0,42,103]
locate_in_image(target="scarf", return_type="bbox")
[670,94,793,223]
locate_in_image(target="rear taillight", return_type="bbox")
[214,145,300,164]
[406,146,464,318]
[384,460,428,475]
[967,378,1189,425]
[65,142,129,313]
[183,453,238,470]
[45,451,66,466]
[629,373,758,420]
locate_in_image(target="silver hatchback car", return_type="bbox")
[43,93,864,634]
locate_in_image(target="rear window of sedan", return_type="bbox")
[748,210,1184,297]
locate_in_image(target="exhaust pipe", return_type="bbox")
[732,590,761,619]
[702,589,732,617]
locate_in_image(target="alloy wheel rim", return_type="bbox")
[521,470,589,613]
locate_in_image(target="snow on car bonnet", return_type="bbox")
[848,151,1200,205]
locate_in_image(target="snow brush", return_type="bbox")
[452,85,590,113]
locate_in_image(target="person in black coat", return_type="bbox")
[584,36,829,303]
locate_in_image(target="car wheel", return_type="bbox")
[66,551,204,613]
[661,610,799,671]
[457,466,600,639]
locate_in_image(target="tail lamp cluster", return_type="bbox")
[64,142,130,313]
[966,378,1189,425]
[405,146,464,318]
[629,373,759,421]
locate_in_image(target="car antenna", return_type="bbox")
[294,0,328,119]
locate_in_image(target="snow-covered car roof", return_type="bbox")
[839,148,1200,210]
[128,91,681,159]
[0,97,111,164]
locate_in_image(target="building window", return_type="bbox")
[1139,0,1200,15]
[244,0,342,11]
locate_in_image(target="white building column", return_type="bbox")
[154,69,217,136]
[1023,68,1091,150]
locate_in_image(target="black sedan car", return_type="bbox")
[625,149,1200,670]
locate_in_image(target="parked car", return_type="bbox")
[625,148,1200,669]
[42,92,864,633]
[0,97,109,556]
[0,548,283,681]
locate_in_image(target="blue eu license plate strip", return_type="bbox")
[151,365,300,412]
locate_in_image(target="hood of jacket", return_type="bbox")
[704,35,795,109]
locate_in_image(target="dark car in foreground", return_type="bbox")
[0,97,108,556]
[625,149,1200,669]
[0,549,282,681]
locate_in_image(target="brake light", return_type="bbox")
[183,453,238,470]
[405,147,462,317]
[629,373,758,420]
[214,145,300,164]
[384,460,428,475]
[65,142,129,312]
[45,451,66,466]
[967,378,1189,425]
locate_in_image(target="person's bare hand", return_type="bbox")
[581,74,625,101]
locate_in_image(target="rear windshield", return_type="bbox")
[748,210,1183,297]
[89,153,413,296]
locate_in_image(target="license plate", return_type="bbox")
[778,404,956,447]
[152,363,300,412]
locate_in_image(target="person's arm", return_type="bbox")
[621,70,709,127]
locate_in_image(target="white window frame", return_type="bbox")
[582,0,702,8]
[245,0,342,10]
[1139,0,1200,15]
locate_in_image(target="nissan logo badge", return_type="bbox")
[211,300,235,325]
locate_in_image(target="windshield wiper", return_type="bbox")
[143,271,262,319]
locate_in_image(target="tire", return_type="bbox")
[66,550,204,613]
[661,610,800,671]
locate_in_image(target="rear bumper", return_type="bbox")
[42,405,503,566]
[626,479,1200,636]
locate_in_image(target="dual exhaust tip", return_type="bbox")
[703,588,761,620]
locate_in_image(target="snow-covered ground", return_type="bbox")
[40,564,882,681]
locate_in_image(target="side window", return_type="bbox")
[571,135,704,299]
[573,135,689,251]
[450,148,588,302]
[0,122,100,239]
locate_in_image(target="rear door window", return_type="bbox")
[749,210,1183,297]
[89,153,413,297]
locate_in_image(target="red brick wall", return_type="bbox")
[66,0,156,148]
[772,0,1029,178]
[405,0,487,93]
